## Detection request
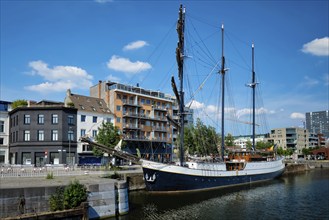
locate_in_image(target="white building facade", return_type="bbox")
[64,89,114,164]
[0,101,12,165]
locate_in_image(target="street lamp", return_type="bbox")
[68,127,72,167]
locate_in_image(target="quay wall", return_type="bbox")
[0,177,129,219]
[305,160,329,168]
[283,160,329,174]
[123,173,145,191]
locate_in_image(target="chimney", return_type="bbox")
[98,80,102,99]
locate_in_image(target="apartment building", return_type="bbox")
[0,101,12,164]
[233,134,269,149]
[90,81,174,162]
[268,127,309,156]
[306,110,329,138]
[9,101,77,165]
[64,89,114,164]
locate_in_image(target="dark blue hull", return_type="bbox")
[142,167,285,192]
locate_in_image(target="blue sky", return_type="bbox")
[1,0,328,134]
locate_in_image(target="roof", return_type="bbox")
[65,89,113,115]
[311,147,329,155]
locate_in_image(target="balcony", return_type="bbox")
[153,126,168,133]
[122,123,140,130]
[124,136,147,141]
[122,112,140,118]
[153,105,169,112]
[152,137,171,143]
[122,100,141,107]
[286,128,296,134]
[152,116,167,122]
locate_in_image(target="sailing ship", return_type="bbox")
[81,4,285,192]
[140,5,285,192]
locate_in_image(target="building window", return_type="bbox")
[52,130,58,141]
[24,115,31,124]
[50,152,59,165]
[141,98,145,104]
[38,130,44,141]
[68,115,74,125]
[83,144,93,152]
[116,105,121,111]
[81,115,86,122]
[106,118,112,123]
[22,152,32,165]
[93,116,97,123]
[0,138,3,145]
[117,94,121,99]
[92,130,97,137]
[0,150,4,164]
[24,130,30,141]
[38,114,44,124]
[52,114,59,124]
[81,129,86,137]
[146,99,151,105]
[68,130,74,141]
[0,120,4,132]
[116,117,121,123]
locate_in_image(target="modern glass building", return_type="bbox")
[306,110,329,138]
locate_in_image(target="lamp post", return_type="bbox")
[68,127,72,167]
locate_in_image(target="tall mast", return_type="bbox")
[177,5,185,166]
[251,43,256,151]
[220,24,227,161]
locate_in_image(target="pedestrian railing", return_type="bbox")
[0,165,86,178]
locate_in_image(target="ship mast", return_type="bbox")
[220,24,227,161]
[177,5,185,166]
[251,43,257,151]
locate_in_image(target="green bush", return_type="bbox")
[63,180,88,209]
[49,187,64,211]
[46,172,54,179]
[49,180,88,211]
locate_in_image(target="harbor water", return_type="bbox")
[113,168,329,220]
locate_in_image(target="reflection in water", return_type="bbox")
[111,169,329,220]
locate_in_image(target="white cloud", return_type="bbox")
[107,55,151,74]
[236,107,272,118]
[187,100,205,109]
[290,112,305,119]
[106,74,121,82]
[26,81,73,93]
[25,60,93,93]
[301,37,329,56]
[299,76,319,87]
[123,40,149,51]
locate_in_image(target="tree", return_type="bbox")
[277,147,284,155]
[183,118,220,156]
[256,141,272,150]
[11,99,28,109]
[302,148,311,156]
[225,133,235,147]
[246,139,252,150]
[93,122,121,156]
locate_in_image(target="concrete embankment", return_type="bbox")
[122,172,145,191]
[283,160,329,175]
[0,174,129,219]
